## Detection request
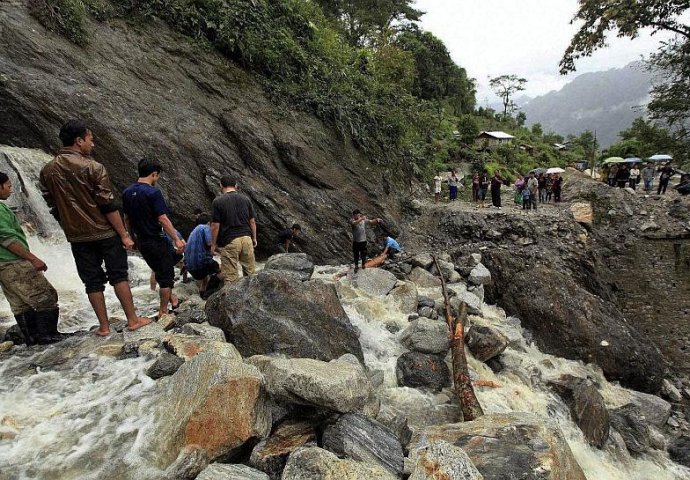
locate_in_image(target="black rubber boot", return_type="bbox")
[33,309,63,345]
[14,312,37,346]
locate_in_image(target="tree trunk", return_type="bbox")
[434,256,484,421]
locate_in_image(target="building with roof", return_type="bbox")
[477,131,515,149]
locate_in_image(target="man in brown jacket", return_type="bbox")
[40,120,151,335]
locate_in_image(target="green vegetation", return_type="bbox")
[26,0,597,183]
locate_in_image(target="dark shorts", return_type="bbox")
[71,235,129,294]
[138,236,175,289]
[188,260,220,281]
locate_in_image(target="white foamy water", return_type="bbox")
[1,147,689,479]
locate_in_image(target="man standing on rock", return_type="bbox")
[123,158,186,319]
[350,209,381,273]
[210,175,257,283]
[0,172,61,345]
[40,120,151,335]
[642,163,656,193]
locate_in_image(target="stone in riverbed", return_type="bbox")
[162,334,242,362]
[449,286,483,315]
[351,268,398,296]
[388,281,418,314]
[146,351,185,380]
[174,297,207,326]
[375,405,413,449]
[399,317,450,354]
[465,325,509,362]
[282,447,397,480]
[180,322,226,342]
[410,254,434,269]
[196,463,269,480]
[247,355,372,413]
[264,253,315,281]
[409,413,587,480]
[609,404,652,454]
[410,440,483,480]
[206,271,363,361]
[250,421,316,479]
[149,353,271,468]
[409,267,442,288]
[547,374,609,448]
[123,321,166,345]
[468,263,491,285]
[322,413,404,475]
[662,379,683,402]
[396,352,450,392]
[0,341,13,353]
[628,390,672,428]
[3,325,23,345]
[163,445,209,480]
[668,436,690,468]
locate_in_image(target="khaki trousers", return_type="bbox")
[0,260,58,315]
[220,236,255,283]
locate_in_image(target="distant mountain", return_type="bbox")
[520,62,652,147]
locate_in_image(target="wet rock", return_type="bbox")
[409,267,442,288]
[417,306,437,320]
[380,388,461,428]
[604,429,631,463]
[465,325,508,362]
[123,321,166,346]
[399,317,450,354]
[430,259,457,282]
[467,284,485,303]
[207,271,363,361]
[247,355,372,413]
[410,440,483,480]
[375,405,413,449]
[468,264,491,286]
[282,446,397,480]
[162,334,242,362]
[409,413,587,480]
[180,323,226,342]
[482,250,664,393]
[417,296,435,309]
[662,379,683,402]
[250,421,316,479]
[264,253,315,281]
[668,436,690,468]
[388,281,418,314]
[411,254,434,269]
[351,268,398,296]
[196,464,269,480]
[0,341,13,353]
[449,285,482,315]
[150,353,271,467]
[164,445,209,480]
[628,390,672,428]
[146,351,185,380]
[158,313,177,331]
[469,253,482,266]
[4,324,23,345]
[609,404,651,454]
[396,352,450,392]
[547,375,609,448]
[322,413,404,475]
[174,297,207,326]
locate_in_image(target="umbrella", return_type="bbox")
[624,157,642,163]
[528,168,546,175]
[546,167,565,174]
[602,157,625,164]
[648,154,673,161]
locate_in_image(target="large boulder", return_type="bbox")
[468,263,491,286]
[409,413,587,480]
[196,464,269,480]
[250,421,316,479]
[351,268,398,296]
[608,404,652,454]
[282,447,397,480]
[247,355,372,413]
[206,271,363,361]
[322,414,404,476]
[396,352,450,392]
[627,390,672,428]
[264,253,315,281]
[547,375,609,448]
[409,267,442,288]
[465,325,509,362]
[668,436,690,468]
[483,250,664,393]
[180,323,226,342]
[148,353,271,468]
[388,281,418,314]
[399,318,450,354]
[410,440,483,480]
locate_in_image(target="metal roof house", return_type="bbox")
[477,131,515,149]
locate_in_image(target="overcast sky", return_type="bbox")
[414,0,671,104]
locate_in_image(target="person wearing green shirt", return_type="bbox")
[0,172,60,345]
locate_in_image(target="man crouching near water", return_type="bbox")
[39,120,151,335]
[0,172,61,345]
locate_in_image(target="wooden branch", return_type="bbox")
[434,256,484,421]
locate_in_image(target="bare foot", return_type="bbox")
[126,316,153,332]
[94,328,111,337]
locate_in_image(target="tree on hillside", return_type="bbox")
[316,0,422,45]
[489,75,527,119]
[396,27,476,114]
[516,111,527,127]
[560,1,690,143]
[607,117,686,160]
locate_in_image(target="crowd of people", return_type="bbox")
[600,161,680,195]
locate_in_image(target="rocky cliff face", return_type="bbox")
[0,1,398,263]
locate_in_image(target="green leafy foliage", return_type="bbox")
[28,0,89,45]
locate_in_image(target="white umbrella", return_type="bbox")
[648,154,673,161]
[546,167,565,174]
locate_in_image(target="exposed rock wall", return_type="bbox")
[0,1,399,263]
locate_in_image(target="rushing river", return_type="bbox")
[1,146,689,479]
